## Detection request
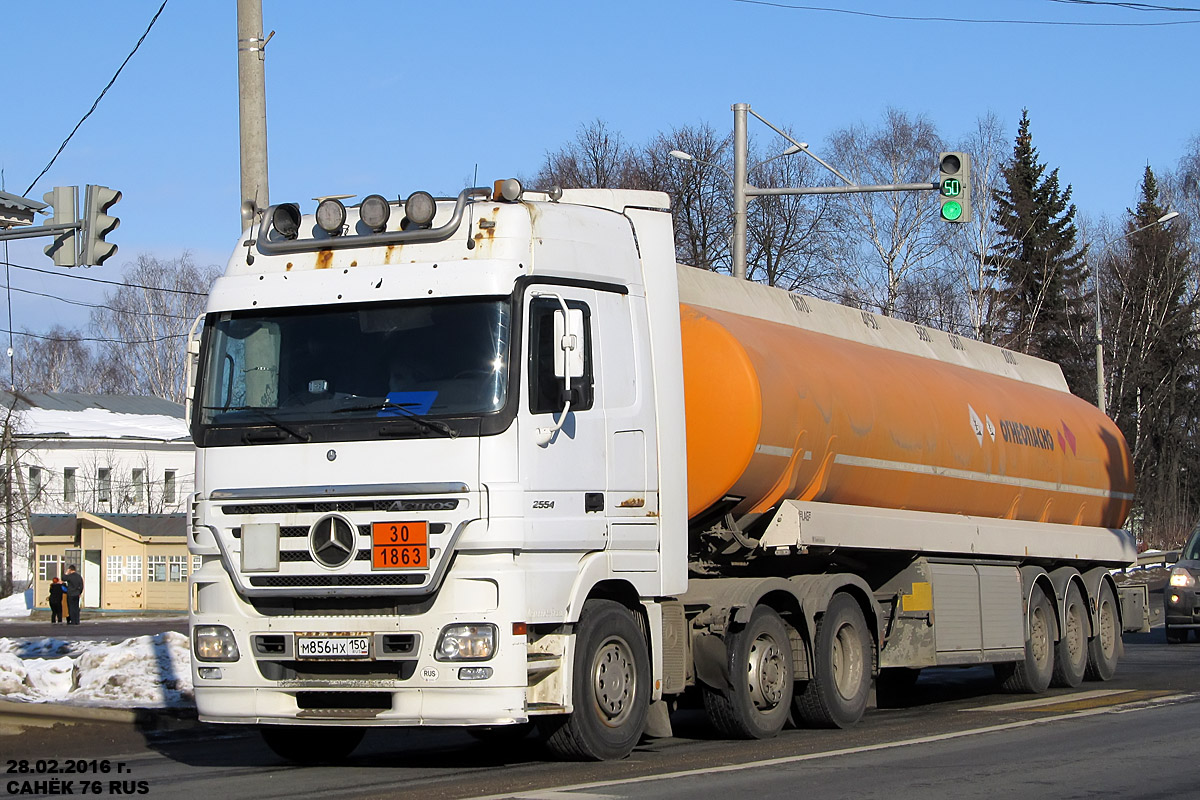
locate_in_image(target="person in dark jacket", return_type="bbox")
[63,565,83,625]
[47,577,65,624]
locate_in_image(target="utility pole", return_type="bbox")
[237,0,270,232]
[732,104,749,281]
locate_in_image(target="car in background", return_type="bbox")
[1165,527,1200,642]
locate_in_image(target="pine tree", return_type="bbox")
[987,110,1092,396]
[1105,167,1199,546]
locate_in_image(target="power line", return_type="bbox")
[0,260,209,297]
[731,0,1200,25]
[1,328,186,347]
[0,282,193,320]
[1047,0,1200,11]
[23,0,172,197]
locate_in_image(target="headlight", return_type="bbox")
[435,623,496,662]
[194,625,241,662]
[1169,568,1196,588]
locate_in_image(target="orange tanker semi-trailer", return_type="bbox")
[677,266,1134,532]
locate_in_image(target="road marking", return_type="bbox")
[962,689,1131,711]
[466,692,1197,800]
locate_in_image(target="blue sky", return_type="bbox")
[3,1,1198,335]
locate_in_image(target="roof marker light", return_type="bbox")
[359,194,391,232]
[494,179,523,202]
[316,198,347,235]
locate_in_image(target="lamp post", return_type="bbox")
[1093,210,1180,415]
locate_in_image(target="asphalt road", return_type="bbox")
[2,624,1197,800]
[0,616,188,642]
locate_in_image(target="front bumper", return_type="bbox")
[1164,586,1200,628]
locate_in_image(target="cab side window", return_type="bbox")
[528,298,594,414]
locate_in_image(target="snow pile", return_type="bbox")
[0,592,31,618]
[0,632,193,708]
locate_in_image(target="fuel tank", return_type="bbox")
[678,267,1134,529]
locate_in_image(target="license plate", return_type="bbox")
[372,521,429,570]
[296,635,370,659]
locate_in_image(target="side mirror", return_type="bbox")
[184,315,203,427]
[553,308,585,380]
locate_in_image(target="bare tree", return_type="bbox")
[90,253,218,403]
[535,120,642,189]
[13,326,112,394]
[828,109,946,317]
[946,113,1008,341]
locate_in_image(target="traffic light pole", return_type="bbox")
[729,102,942,282]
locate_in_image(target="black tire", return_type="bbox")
[702,606,794,739]
[792,593,872,729]
[874,667,921,709]
[467,722,535,742]
[1087,582,1124,677]
[998,585,1055,693]
[1165,626,1188,644]
[260,726,365,763]
[539,599,650,761]
[1051,583,1088,688]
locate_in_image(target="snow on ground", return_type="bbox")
[0,592,32,618]
[0,632,192,708]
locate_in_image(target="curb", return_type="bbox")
[0,698,198,732]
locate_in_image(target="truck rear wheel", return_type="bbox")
[260,725,364,763]
[792,593,871,729]
[996,585,1055,693]
[540,599,649,761]
[703,605,793,739]
[1051,583,1088,688]
[1086,582,1122,678]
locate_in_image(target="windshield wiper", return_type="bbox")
[335,399,458,439]
[202,405,311,443]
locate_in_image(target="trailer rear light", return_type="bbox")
[271,204,301,240]
[435,623,496,661]
[316,198,347,235]
[359,194,391,232]
[194,625,241,662]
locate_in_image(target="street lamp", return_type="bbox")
[1093,210,1181,415]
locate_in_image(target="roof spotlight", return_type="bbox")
[404,191,437,227]
[316,198,347,235]
[272,203,301,240]
[359,194,391,232]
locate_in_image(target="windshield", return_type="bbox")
[1183,525,1200,561]
[196,297,512,441]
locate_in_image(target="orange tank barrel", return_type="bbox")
[680,282,1134,530]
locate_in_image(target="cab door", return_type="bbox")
[518,287,607,551]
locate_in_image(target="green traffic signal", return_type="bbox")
[941,200,963,222]
[937,152,971,224]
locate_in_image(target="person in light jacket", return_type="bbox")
[63,565,84,625]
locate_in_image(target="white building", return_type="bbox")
[2,391,194,585]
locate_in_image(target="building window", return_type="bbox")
[63,467,76,503]
[38,554,62,581]
[169,555,187,582]
[148,555,167,582]
[132,469,145,505]
[107,555,124,582]
[192,555,202,575]
[164,470,177,505]
[125,555,142,583]
[98,468,111,503]
[28,467,42,501]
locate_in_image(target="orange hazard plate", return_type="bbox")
[371,521,429,570]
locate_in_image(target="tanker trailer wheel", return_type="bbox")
[1051,583,1088,688]
[1086,582,1123,678]
[539,599,650,761]
[995,585,1055,693]
[260,725,365,763]
[792,593,872,729]
[702,605,794,739]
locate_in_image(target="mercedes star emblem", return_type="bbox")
[310,515,356,568]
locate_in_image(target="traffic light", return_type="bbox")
[42,186,79,267]
[82,184,121,266]
[938,152,971,223]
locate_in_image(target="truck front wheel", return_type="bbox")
[792,593,872,729]
[540,599,650,761]
[703,605,794,739]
